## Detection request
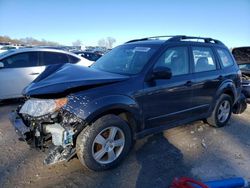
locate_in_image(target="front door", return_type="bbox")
[0,52,43,99]
[143,46,195,128]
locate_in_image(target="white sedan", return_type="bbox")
[0,48,92,100]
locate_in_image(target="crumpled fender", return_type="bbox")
[63,94,142,128]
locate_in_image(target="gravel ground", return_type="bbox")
[0,101,250,188]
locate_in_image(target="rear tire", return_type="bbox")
[76,114,132,171]
[207,94,233,128]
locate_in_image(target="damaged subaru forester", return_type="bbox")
[9,36,247,171]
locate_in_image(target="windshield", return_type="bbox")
[239,64,250,70]
[1,46,16,50]
[0,49,16,58]
[91,44,158,75]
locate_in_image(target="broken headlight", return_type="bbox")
[20,98,68,117]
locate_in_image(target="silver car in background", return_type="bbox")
[0,48,93,100]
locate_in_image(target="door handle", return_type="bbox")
[185,81,193,87]
[30,72,40,75]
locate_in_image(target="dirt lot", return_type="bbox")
[0,101,250,188]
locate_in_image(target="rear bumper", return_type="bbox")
[9,111,31,141]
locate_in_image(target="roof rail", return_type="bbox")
[125,35,225,45]
[167,35,225,45]
[125,35,182,43]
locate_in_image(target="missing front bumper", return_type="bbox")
[8,111,76,165]
[9,111,31,142]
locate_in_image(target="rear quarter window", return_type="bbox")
[41,52,69,66]
[216,48,234,68]
[68,55,80,63]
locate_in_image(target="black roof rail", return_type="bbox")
[167,35,225,45]
[125,35,182,43]
[125,35,225,46]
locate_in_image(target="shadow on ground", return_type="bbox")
[135,133,192,187]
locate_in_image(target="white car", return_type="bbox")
[0,48,92,100]
[0,45,19,54]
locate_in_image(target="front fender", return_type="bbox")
[63,94,141,125]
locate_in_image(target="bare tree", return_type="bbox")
[97,37,116,49]
[72,39,82,46]
[98,38,107,47]
[106,37,116,49]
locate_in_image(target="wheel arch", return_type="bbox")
[209,80,237,114]
[77,95,142,139]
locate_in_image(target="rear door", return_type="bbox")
[190,45,224,116]
[0,52,40,99]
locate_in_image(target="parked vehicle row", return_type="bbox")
[72,51,102,62]
[9,36,248,171]
[0,48,92,100]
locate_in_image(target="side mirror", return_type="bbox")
[152,66,172,80]
[0,62,4,69]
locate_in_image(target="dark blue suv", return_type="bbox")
[10,36,246,171]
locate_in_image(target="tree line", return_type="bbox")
[1,35,116,49]
[0,35,59,46]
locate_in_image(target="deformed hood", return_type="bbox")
[23,63,129,97]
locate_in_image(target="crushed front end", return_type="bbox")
[9,97,86,165]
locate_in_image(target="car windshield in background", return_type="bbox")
[0,49,16,57]
[91,45,157,75]
[1,46,16,50]
[239,64,250,70]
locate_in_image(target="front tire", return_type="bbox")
[207,94,233,127]
[76,114,132,171]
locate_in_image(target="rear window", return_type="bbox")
[216,48,234,68]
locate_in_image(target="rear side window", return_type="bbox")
[192,47,216,72]
[216,48,234,68]
[68,55,80,64]
[154,47,189,76]
[2,52,39,68]
[41,52,69,66]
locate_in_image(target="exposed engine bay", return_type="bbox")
[11,97,86,165]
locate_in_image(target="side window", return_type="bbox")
[216,48,234,68]
[154,47,189,76]
[41,52,69,66]
[68,55,80,64]
[192,47,216,72]
[2,52,39,68]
